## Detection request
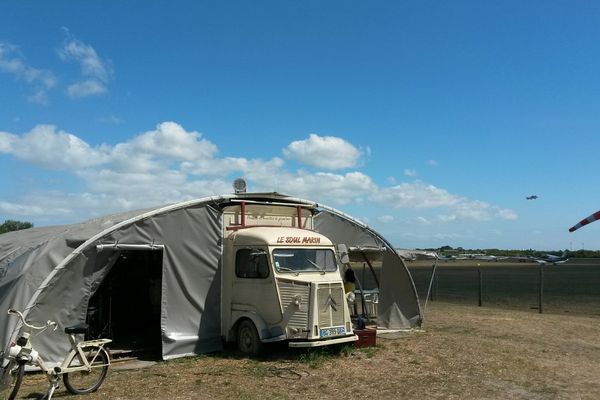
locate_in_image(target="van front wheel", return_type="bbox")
[237,320,264,357]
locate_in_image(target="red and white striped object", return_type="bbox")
[569,210,600,232]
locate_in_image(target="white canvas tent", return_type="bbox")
[0,193,422,363]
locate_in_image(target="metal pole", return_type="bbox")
[478,268,482,307]
[420,259,438,327]
[539,264,544,313]
[360,251,380,288]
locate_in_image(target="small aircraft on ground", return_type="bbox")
[533,252,569,265]
[502,253,569,265]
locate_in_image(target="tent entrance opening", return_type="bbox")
[88,249,163,359]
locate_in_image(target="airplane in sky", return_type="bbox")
[526,195,539,200]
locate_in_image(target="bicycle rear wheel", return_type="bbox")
[63,346,109,394]
[7,361,25,400]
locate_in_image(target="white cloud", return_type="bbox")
[416,216,432,225]
[0,125,108,169]
[496,208,518,220]
[372,182,461,209]
[67,80,107,97]
[58,35,112,98]
[248,169,377,205]
[284,133,361,170]
[27,90,50,105]
[371,182,517,222]
[377,215,395,223]
[0,41,57,103]
[58,38,111,81]
[0,122,517,230]
[0,201,45,216]
[437,214,457,223]
[427,159,438,167]
[129,122,217,161]
[404,169,417,177]
[0,131,17,152]
[97,115,124,125]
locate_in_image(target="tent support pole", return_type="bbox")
[297,206,302,228]
[360,251,380,288]
[241,201,246,227]
[421,258,439,327]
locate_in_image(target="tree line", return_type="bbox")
[0,220,34,234]
[426,245,600,259]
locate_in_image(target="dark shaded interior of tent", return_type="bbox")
[87,250,163,360]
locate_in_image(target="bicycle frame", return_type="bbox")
[57,336,112,374]
[2,309,111,400]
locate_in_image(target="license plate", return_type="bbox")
[319,327,345,338]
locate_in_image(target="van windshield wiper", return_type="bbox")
[277,266,299,276]
[306,259,326,274]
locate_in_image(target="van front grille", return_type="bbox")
[277,280,310,329]
[317,283,345,328]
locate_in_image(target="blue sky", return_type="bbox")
[1,1,600,250]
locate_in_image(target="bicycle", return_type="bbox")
[0,309,111,400]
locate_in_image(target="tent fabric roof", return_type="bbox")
[0,192,422,362]
[0,207,158,278]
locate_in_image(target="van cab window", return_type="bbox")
[273,248,337,273]
[236,249,270,279]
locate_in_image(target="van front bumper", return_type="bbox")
[287,334,358,348]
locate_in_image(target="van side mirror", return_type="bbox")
[337,244,350,264]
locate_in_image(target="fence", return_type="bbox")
[409,263,600,317]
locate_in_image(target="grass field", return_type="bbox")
[4,260,600,399]
[408,259,600,317]
[6,301,600,399]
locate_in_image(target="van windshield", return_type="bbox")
[272,248,337,273]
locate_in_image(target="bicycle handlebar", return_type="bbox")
[8,309,57,331]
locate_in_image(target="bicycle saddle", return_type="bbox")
[64,323,89,334]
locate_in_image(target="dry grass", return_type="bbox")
[7,302,600,400]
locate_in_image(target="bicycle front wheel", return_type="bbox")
[63,346,109,394]
[7,361,25,400]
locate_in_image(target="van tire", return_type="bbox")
[236,320,264,357]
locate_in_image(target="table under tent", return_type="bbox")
[0,193,422,363]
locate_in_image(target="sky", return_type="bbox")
[1,1,600,250]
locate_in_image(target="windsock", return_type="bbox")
[569,210,600,232]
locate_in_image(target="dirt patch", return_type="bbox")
[8,302,600,399]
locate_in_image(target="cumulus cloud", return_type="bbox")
[58,35,112,98]
[0,131,17,152]
[0,41,57,103]
[0,201,46,216]
[0,125,108,169]
[370,181,517,222]
[0,122,517,229]
[66,79,107,97]
[129,122,217,162]
[284,134,362,170]
[1,36,112,101]
[252,170,376,205]
[372,182,461,209]
[1,123,377,218]
[404,169,417,177]
[496,208,518,220]
[378,215,395,223]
